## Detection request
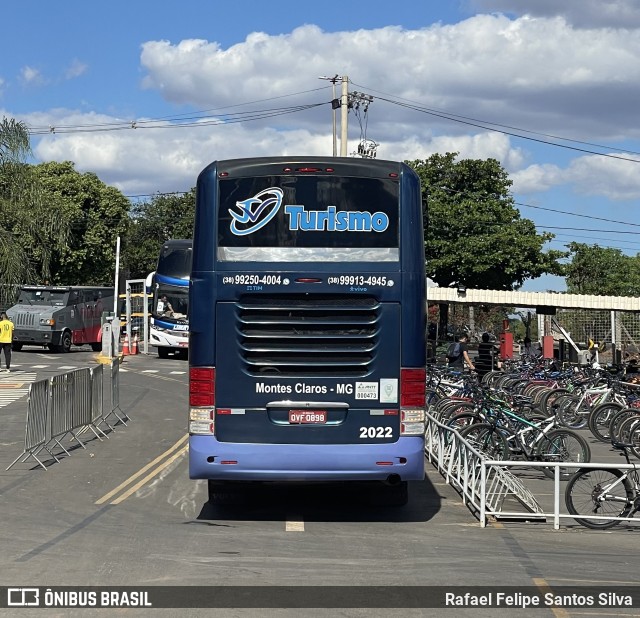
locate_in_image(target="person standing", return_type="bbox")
[447,333,475,371]
[0,312,15,372]
[475,332,501,377]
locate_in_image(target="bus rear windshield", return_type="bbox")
[217,175,399,262]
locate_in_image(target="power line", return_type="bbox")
[515,201,640,228]
[350,80,640,160]
[535,225,640,235]
[27,101,327,135]
[437,184,640,229]
[125,191,190,199]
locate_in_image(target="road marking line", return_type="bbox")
[571,611,638,616]
[110,446,188,505]
[95,435,188,504]
[32,365,49,369]
[532,578,571,618]
[551,578,640,585]
[141,370,159,373]
[285,517,305,532]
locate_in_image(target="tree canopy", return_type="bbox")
[29,161,131,285]
[564,242,640,296]
[122,189,196,279]
[407,153,566,290]
[0,117,71,286]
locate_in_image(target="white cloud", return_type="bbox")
[65,59,88,80]
[139,18,640,142]
[566,154,640,200]
[9,14,640,202]
[28,107,526,195]
[511,163,564,194]
[469,0,640,29]
[20,66,46,86]
[511,154,640,200]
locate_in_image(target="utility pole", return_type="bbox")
[319,75,340,156]
[340,75,349,157]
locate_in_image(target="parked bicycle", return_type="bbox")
[565,441,640,529]
[452,389,591,479]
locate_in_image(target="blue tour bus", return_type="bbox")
[188,157,426,505]
[149,239,192,358]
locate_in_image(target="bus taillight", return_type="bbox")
[400,368,426,407]
[189,367,215,434]
[400,368,426,435]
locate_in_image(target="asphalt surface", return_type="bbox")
[1,348,639,617]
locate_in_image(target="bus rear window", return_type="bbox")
[217,176,399,262]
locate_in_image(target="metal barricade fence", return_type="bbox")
[104,358,129,426]
[49,373,73,455]
[7,361,127,471]
[90,364,108,438]
[6,379,51,471]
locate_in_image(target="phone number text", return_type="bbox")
[222,275,283,285]
[328,276,392,286]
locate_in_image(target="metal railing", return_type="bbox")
[6,359,126,471]
[480,460,639,530]
[425,412,545,522]
[425,413,639,529]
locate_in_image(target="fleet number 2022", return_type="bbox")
[359,426,392,439]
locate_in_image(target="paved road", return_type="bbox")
[1,352,639,616]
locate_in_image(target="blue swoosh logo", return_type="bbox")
[230,187,283,236]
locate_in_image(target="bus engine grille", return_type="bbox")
[236,295,380,377]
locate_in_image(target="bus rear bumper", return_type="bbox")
[189,435,425,482]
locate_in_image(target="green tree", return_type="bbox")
[30,161,131,285]
[122,190,196,279]
[0,117,70,286]
[564,242,640,296]
[407,153,565,290]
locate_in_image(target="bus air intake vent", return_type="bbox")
[236,294,380,377]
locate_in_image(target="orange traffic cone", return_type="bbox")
[122,333,130,355]
[131,334,139,355]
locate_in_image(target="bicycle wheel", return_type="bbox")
[630,422,640,460]
[459,423,509,460]
[539,388,574,417]
[565,468,634,529]
[537,429,591,480]
[555,396,589,430]
[610,409,640,444]
[447,412,481,432]
[437,401,476,422]
[588,402,623,443]
[616,414,640,446]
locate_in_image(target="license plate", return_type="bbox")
[289,410,327,424]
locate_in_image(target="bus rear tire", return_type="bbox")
[11,343,23,352]
[370,481,409,507]
[91,343,102,352]
[158,347,170,359]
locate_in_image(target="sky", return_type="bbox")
[3,0,640,292]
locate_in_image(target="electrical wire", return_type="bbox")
[350,80,640,159]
